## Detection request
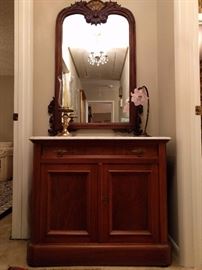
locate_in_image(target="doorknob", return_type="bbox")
[195,105,202,115]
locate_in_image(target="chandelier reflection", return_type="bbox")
[88,51,109,66]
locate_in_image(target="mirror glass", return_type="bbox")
[61,14,130,124]
[49,0,137,135]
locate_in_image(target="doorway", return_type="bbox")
[0,0,14,219]
[87,101,114,123]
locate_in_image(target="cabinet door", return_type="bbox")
[100,163,159,243]
[38,163,98,243]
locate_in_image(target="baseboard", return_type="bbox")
[169,235,180,264]
[28,243,171,267]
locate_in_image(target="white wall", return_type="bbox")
[157,0,179,246]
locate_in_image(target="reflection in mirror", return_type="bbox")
[87,101,114,123]
[62,14,129,124]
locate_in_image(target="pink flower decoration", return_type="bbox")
[131,88,148,106]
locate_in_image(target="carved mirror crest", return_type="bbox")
[48,0,139,135]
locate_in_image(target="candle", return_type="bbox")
[62,73,70,108]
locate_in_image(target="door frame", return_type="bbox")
[174,0,202,267]
[86,100,115,123]
[12,0,33,239]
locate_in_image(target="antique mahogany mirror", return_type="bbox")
[48,0,138,135]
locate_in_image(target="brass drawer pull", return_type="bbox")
[54,149,68,157]
[131,148,144,156]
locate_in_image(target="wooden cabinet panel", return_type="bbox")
[48,172,88,231]
[39,164,98,243]
[41,140,158,159]
[28,138,171,267]
[100,164,159,243]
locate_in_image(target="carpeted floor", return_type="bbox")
[0,214,27,270]
[0,180,12,218]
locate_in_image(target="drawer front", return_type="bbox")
[40,140,158,159]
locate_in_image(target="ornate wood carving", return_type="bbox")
[48,97,59,136]
[66,0,122,25]
[85,0,120,25]
[87,0,105,11]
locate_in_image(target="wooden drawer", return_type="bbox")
[40,140,158,159]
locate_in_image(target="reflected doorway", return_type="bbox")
[87,101,114,123]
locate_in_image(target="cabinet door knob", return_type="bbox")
[131,148,144,156]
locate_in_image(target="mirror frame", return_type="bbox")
[48,0,139,135]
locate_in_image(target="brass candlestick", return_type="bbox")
[59,107,74,136]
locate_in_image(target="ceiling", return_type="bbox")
[63,14,129,81]
[0,0,14,76]
[69,47,128,80]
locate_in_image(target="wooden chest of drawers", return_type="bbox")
[27,137,171,267]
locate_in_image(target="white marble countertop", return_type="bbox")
[30,136,171,141]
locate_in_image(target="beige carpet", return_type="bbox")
[0,214,198,270]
